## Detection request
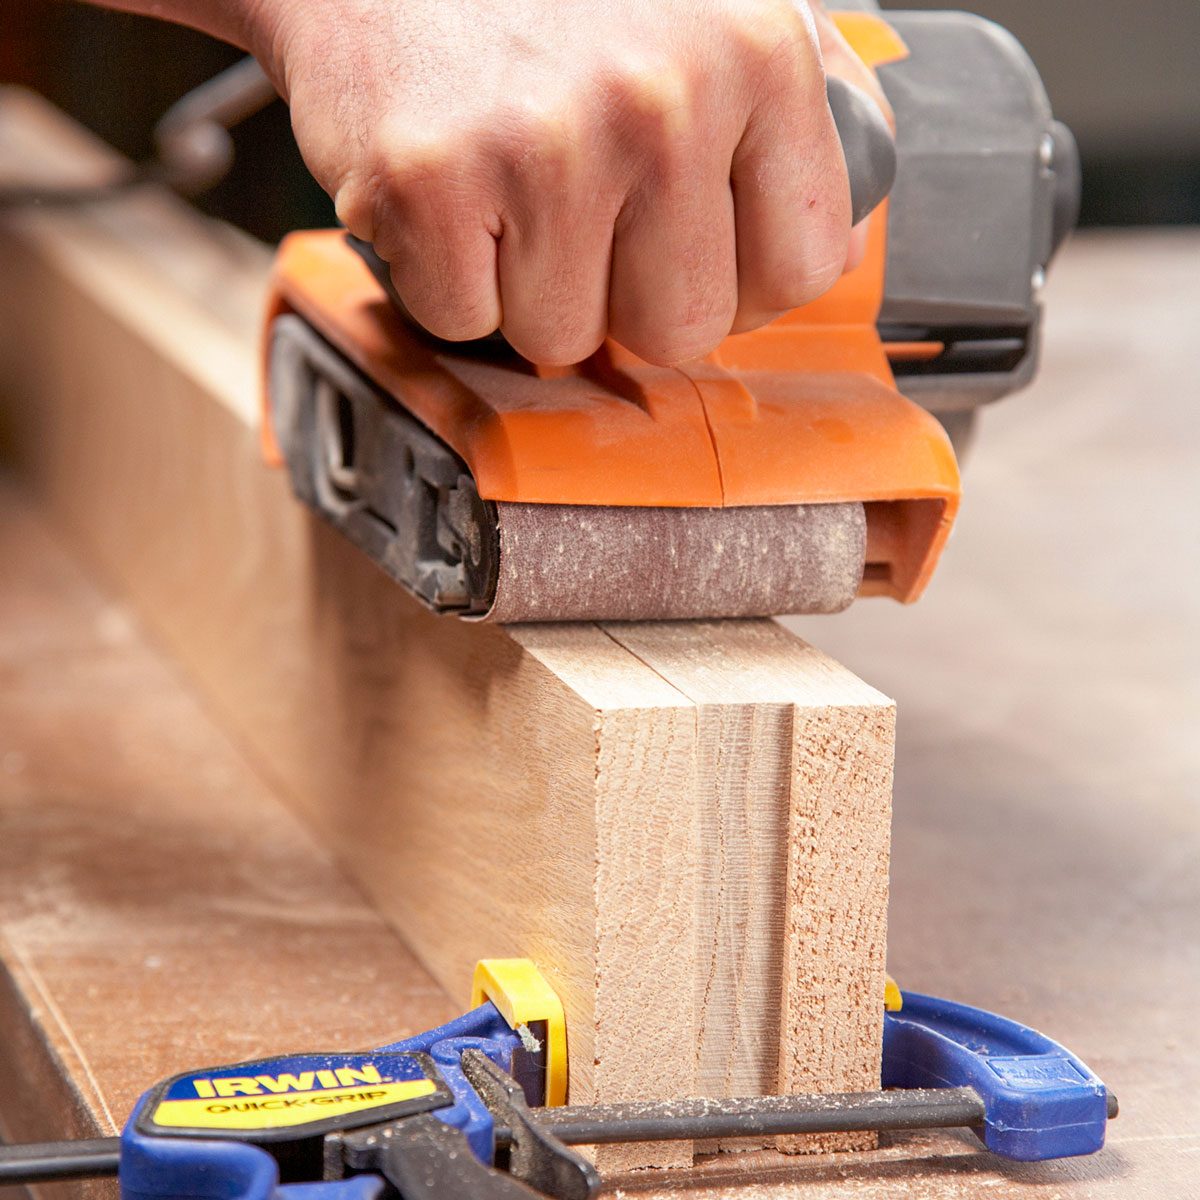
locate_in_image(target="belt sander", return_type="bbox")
[262,6,1079,623]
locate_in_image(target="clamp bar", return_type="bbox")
[0,1137,120,1183]
[530,1086,981,1144]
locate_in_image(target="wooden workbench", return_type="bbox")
[1,103,1197,1199]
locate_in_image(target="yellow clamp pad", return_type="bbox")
[472,958,893,1106]
[472,959,568,1107]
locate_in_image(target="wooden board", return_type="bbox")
[0,87,895,1167]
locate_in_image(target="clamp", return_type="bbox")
[0,960,1117,1198]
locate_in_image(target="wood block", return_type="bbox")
[606,622,893,1152]
[0,89,895,1165]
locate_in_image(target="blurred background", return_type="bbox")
[4,0,1198,241]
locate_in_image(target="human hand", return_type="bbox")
[255,0,877,365]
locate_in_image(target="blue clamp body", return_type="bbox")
[883,991,1110,1161]
[117,990,1110,1199]
[119,1001,523,1200]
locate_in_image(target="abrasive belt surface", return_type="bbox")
[486,502,867,623]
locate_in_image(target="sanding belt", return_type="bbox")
[485,501,866,623]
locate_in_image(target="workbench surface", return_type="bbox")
[2,229,1197,1198]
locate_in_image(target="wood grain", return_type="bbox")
[0,88,895,1170]
[607,621,893,1152]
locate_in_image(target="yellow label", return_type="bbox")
[151,1078,436,1130]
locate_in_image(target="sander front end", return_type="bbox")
[262,9,1078,624]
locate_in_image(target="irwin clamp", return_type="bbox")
[0,960,1117,1199]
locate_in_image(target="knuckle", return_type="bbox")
[332,168,386,241]
[345,133,462,221]
[627,329,719,367]
[604,53,686,114]
[613,226,739,364]
[680,283,739,343]
[600,56,695,159]
[391,253,498,343]
[624,301,734,366]
[505,275,606,365]
[494,103,583,197]
[730,306,789,336]
[725,1,824,110]
[803,249,846,299]
[735,0,811,57]
[441,312,500,343]
[676,244,740,329]
[340,138,502,265]
[761,242,846,310]
[729,1,813,70]
[330,171,410,250]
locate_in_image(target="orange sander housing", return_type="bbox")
[261,8,1078,623]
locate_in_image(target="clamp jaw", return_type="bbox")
[883,990,1113,1161]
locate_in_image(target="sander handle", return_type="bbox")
[827,75,896,226]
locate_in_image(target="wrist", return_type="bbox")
[240,0,344,101]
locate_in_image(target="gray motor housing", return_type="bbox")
[873,10,1080,416]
